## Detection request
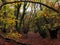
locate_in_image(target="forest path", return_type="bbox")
[0,31,60,45]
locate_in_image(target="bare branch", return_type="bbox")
[0,1,59,13]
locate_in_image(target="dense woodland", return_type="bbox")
[0,0,60,45]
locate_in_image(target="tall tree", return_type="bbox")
[1,0,7,33]
[19,2,27,33]
[14,3,21,33]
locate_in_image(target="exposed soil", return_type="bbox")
[0,31,60,45]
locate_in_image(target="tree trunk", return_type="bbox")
[36,23,47,38]
[14,4,21,33]
[39,30,48,38]
[49,30,57,39]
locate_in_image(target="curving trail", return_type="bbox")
[0,31,60,45]
[21,32,60,45]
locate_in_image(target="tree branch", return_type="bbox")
[1,0,6,3]
[0,1,59,13]
[0,35,29,45]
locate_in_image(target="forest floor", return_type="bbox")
[0,31,60,45]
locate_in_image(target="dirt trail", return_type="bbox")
[0,32,60,45]
[20,32,60,45]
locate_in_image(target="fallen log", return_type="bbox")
[0,35,30,45]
